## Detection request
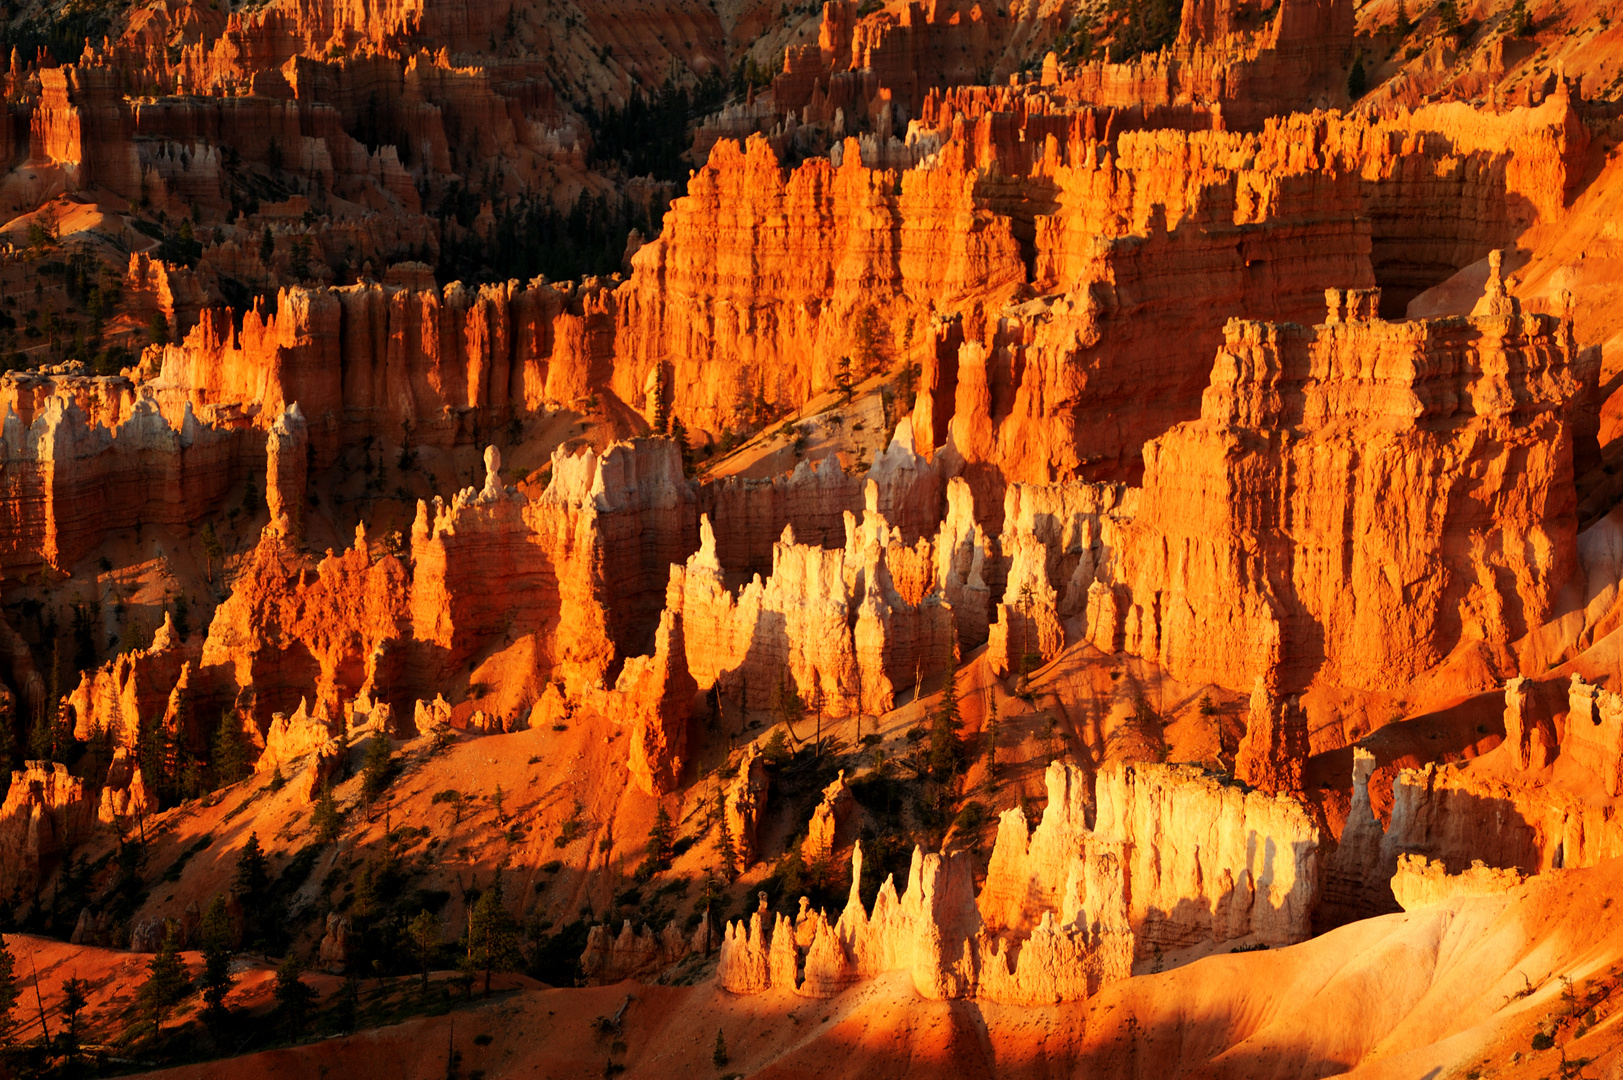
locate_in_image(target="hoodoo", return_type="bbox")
[0,0,1619,1074]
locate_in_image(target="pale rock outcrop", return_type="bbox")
[1391,854,1525,911]
[1502,676,1560,771]
[97,746,153,824]
[1563,674,1623,796]
[933,478,993,650]
[986,481,1136,677]
[612,610,698,797]
[1320,748,1399,923]
[1234,676,1308,795]
[0,762,95,897]
[257,698,337,773]
[67,612,187,748]
[265,401,307,538]
[581,918,713,984]
[725,742,771,868]
[1092,762,1320,954]
[722,760,1313,1003]
[802,770,857,862]
[318,913,353,973]
[670,500,954,718]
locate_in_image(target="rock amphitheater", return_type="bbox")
[0,0,1615,1074]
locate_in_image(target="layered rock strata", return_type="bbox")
[1115,282,1584,695]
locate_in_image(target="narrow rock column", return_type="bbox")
[265,402,308,540]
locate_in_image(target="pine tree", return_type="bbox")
[200,894,234,1022]
[408,909,441,994]
[259,226,275,265]
[59,975,88,1062]
[467,873,521,997]
[138,923,194,1038]
[929,661,963,780]
[1394,0,1412,34]
[773,668,804,738]
[273,954,316,1038]
[646,806,675,868]
[0,936,16,1044]
[311,781,343,844]
[232,833,270,948]
[1437,0,1460,32]
[361,731,394,805]
[713,788,738,882]
[210,711,248,789]
[1347,54,1367,100]
[200,522,223,584]
[1508,0,1532,34]
[712,1028,728,1066]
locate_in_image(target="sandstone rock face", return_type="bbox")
[669,497,955,718]
[1234,676,1308,795]
[984,762,1320,955]
[801,769,856,862]
[986,480,1135,675]
[1390,854,1525,911]
[66,613,189,748]
[1116,285,1583,695]
[199,527,409,729]
[264,402,308,539]
[1562,674,1623,797]
[582,918,713,985]
[612,610,698,797]
[721,760,1321,1003]
[725,742,770,869]
[317,913,353,973]
[1502,676,1562,772]
[0,387,251,572]
[0,762,95,898]
[699,420,942,582]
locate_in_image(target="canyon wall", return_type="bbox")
[1113,279,1585,695]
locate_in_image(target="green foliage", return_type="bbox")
[199,894,234,1021]
[1347,54,1367,100]
[312,780,343,843]
[584,73,728,184]
[1107,0,1181,61]
[852,305,887,375]
[1507,0,1532,34]
[928,662,963,780]
[232,832,271,949]
[1437,0,1460,32]
[200,521,223,581]
[760,728,792,768]
[0,937,18,1044]
[138,923,195,1037]
[58,975,88,1059]
[1393,0,1412,34]
[408,908,441,992]
[468,872,522,996]
[273,953,317,1037]
[211,711,250,789]
[773,669,804,733]
[713,1028,728,1067]
[835,355,853,401]
[259,225,275,264]
[361,731,395,804]
[712,788,737,882]
[636,806,676,879]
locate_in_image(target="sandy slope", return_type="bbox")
[124,856,1623,1079]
